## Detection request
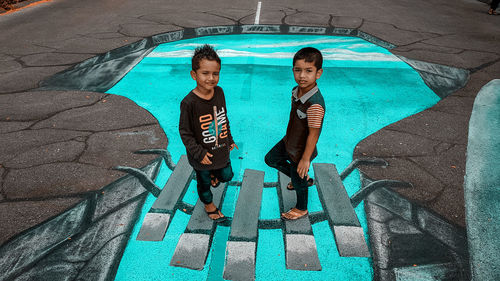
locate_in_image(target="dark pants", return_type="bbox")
[265,139,309,211]
[492,0,499,10]
[194,163,233,204]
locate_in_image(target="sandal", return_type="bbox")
[286,177,314,190]
[210,174,220,188]
[281,208,308,220]
[206,207,226,222]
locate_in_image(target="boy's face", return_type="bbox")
[292,59,323,92]
[190,59,221,92]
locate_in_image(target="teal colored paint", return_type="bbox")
[109,34,439,280]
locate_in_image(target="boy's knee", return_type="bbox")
[218,165,234,182]
[219,170,233,182]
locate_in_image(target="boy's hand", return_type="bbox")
[201,152,213,165]
[297,158,310,179]
[230,143,239,151]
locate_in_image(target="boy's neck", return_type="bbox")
[297,83,317,98]
[193,87,214,100]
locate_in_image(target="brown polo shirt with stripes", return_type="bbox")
[283,85,326,163]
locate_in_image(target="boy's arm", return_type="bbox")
[297,128,320,179]
[179,101,208,162]
[226,117,235,147]
[297,103,325,178]
[221,91,236,148]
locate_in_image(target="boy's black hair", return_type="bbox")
[192,44,221,71]
[293,47,323,70]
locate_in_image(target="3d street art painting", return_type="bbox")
[0,26,471,281]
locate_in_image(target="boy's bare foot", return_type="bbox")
[286,177,314,190]
[210,173,220,188]
[281,208,308,220]
[205,203,225,222]
[488,8,498,15]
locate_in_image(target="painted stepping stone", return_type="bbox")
[277,172,321,271]
[170,182,228,270]
[223,169,264,281]
[313,163,370,257]
[136,155,193,241]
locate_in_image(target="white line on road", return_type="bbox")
[254,1,262,24]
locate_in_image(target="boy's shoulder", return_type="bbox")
[215,85,224,95]
[181,91,195,105]
[308,88,325,107]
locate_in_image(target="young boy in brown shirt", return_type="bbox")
[179,45,238,222]
[265,47,325,220]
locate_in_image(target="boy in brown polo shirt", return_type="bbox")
[265,47,325,220]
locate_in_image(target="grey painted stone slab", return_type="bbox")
[170,184,227,268]
[74,38,151,70]
[152,30,184,45]
[13,260,84,281]
[333,226,370,257]
[152,155,193,211]
[223,241,256,281]
[288,26,326,34]
[11,186,147,281]
[397,55,469,99]
[93,159,160,220]
[241,25,280,34]
[331,28,357,36]
[366,188,412,222]
[416,207,467,255]
[186,183,226,233]
[277,172,312,234]
[466,79,500,281]
[365,213,392,269]
[0,199,89,281]
[313,163,361,227]
[170,233,210,270]
[47,196,145,262]
[285,234,321,271]
[74,235,126,281]
[394,262,459,281]
[0,197,82,246]
[195,26,235,36]
[277,173,320,270]
[136,213,171,241]
[358,31,395,49]
[39,46,154,92]
[229,169,264,241]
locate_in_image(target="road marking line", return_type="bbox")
[254,1,262,24]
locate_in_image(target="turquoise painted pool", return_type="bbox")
[107,34,440,280]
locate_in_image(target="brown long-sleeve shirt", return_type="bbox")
[179,86,234,170]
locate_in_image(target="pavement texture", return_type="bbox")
[0,0,498,256]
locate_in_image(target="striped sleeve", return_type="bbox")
[307,104,325,128]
